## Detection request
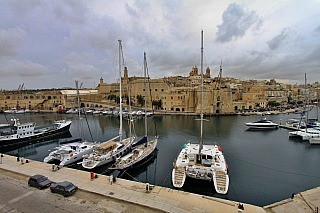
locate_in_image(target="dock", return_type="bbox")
[0,154,264,213]
[279,125,300,131]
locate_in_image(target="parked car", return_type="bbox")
[50,181,78,197]
[28,175,51,189]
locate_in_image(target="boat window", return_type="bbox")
[207,155,212,159]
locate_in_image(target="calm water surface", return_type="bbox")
[1,109,320,207]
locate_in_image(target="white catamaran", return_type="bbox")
[81,39,134,169]
[172,30,229,194]
[110,52,158,170]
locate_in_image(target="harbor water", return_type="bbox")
[1,109,320,207]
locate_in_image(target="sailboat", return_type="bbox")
[43,81,96,167]
[81,39,135,169]
[109,52,158,170]
[172,30,229,194]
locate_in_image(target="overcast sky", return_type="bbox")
[1,0,320,90]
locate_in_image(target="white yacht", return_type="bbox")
[246,118,279,129]
[44,141,96,167]
[172,31,229,194]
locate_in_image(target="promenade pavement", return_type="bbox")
[0,154,265,213]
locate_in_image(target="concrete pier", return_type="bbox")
[0,154,264,213]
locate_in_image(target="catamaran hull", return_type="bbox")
[0,122,72,148]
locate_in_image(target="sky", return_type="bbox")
[0,0,320,90]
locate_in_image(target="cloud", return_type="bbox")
[8,0,42,17]
[0,27,27,58]
[63,52,100,81]
[266,28,289,50]
[53,0,88,25]
[215,3,262,43]
[0,59,50,77]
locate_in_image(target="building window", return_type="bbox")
[24,96,28,99]
[171,96,173,100]
[155,89,158,91]
[161,89,164,91]
[6,96,10,99]
[30,96,34,99]
[53,96,57,99]
[36,96,40,99]
[42,96,45,99]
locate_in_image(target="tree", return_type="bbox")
[152,99,162,110]
[268,101,280,107]
[137,94,144,106]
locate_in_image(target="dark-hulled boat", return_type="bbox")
[0,118,72,148]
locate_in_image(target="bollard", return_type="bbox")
[146,183,150,192]
[20,158,24,164]
[17,157,20,162]
[90,172,94,180]
[110,175,113,185]
[0,154,2,164]
[52,164,56,171]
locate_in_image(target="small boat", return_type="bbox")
[4,108,17,114]
[246,118,279,129]
[172,31,229,194]
[15,109,25,114]
[0,118,72,148]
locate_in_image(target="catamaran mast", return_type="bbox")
[199,30,204,156]
[144,52,147,137]
[118,39,123,141]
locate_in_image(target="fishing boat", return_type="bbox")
[43,81,97,167]
[110,52,158,170]
[245,118,279,129]
[81,39,135,169]
[172,30,229,194]
[0,118,71,148]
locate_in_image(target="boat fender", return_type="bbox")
[218,146,222,151]
[226,167,229,174]
[70,153,73,157]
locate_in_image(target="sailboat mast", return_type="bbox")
[144,52,147,137]
[317,83,319,122]
[199,30,204,155]
[75,80,81,140]
[118,39,123,141]
[305,73,308,129]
